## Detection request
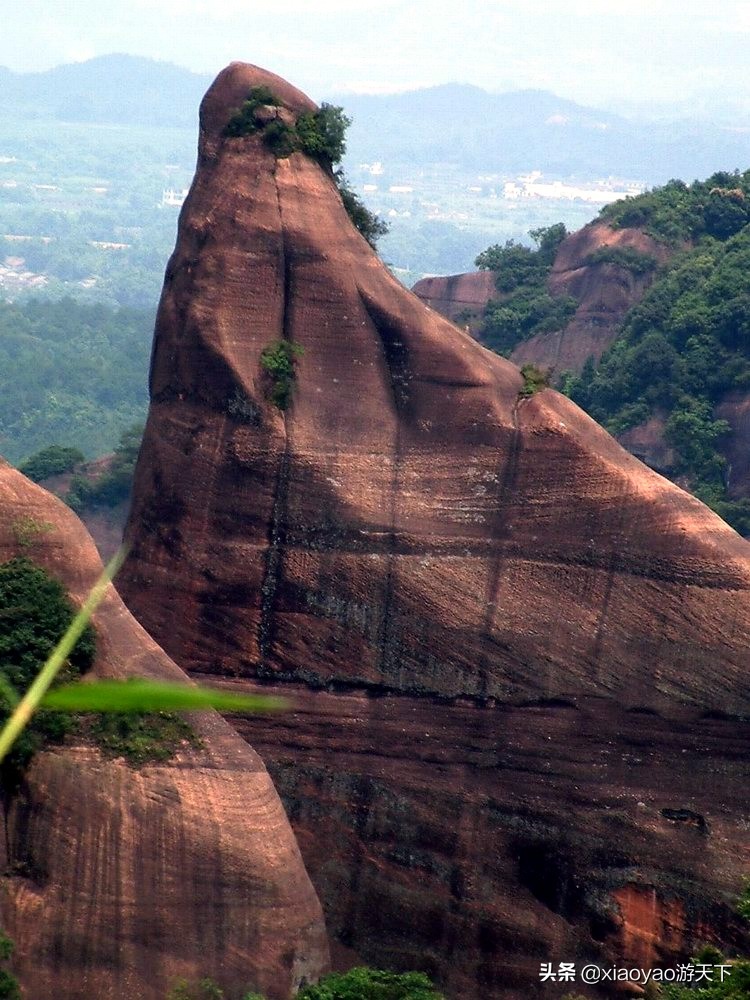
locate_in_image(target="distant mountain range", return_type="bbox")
[1,54,749,183]
[337,83,750,183]
[0,54,211,129]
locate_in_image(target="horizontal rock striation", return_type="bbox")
[0,460,328,1000]
[120,64,750,997]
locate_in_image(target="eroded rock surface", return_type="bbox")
[0,460,328,1000]
[120,63,750,998]
[413,222,670,374]
[411,271,496,337]
[514,222,671,372]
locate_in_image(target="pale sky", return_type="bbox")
[3,0,749,110]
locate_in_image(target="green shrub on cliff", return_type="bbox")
[67,422,143,512]
[583,246,658,275]
[0,557,95,790]
[520,363,550,397]
[260,341,304,410]
[224,86,280,137]
[296,103,351,164]
[475,224,576,356]
[167,979,226,1000]
[737,879,750,921]
[81,710,198,766]
[164,968,443,1000]
[19,445,85,483]
[335,171,390,249]
[225,88,387,248]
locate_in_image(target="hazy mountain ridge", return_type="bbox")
[2,54,749,182]
[0,54,211,127]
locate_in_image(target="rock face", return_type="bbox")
[120,64,750,998]
[0,460,328,1000]
[411,270,495,336]
[513,222,671,372]
[413,221,670,374]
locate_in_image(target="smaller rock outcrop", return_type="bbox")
[0,459,328,1000]
[411,270,496,335]
[413,221,671,374]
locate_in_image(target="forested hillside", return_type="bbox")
[470,170,750,534]
[0,298,152,463]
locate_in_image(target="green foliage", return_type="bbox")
[67,423,143,511]
[565,223,750,533]
[296,103,351,163]
[0,932,19,1000]
[296,967,444,1000]
[665,398,729,484]
[583,245,658,275]
[335,171,389,249]
[476,240,546,291]
[482,288,578,355]
[226,88,350,165]
[0,557,95,788]
[260,341,304,410]
[263,119,297,159]
[475,224,575,355]
[520,364,550,398]
[167,979,226,1000]
[162,968,442,1000]
[0,298,152,465]
[661,955,750,999]
[19,444,85,482]
[224,87,280,138]
[476,223,568,290]
[83,711,198,766]
[737,879,750,921]
[600,170,750,245]
[529,222,569,264]
[10,516,53,550]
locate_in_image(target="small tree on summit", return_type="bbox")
[226,87,388,249]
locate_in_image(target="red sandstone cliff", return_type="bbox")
[119,63,750,998]
[0,460,328,999]
[514,222,672,372]
[411,225,750,517]
[411,270,496,337]
[413,221,671,374]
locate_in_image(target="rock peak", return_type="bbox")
[199,62,317,159]
[121,66,750,998]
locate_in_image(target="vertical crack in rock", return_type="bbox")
[476,397,523,695]
[358,293,408,681]
[258,166,294,668]
[590,500,627,682]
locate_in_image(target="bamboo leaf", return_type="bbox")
[42,678,286,714]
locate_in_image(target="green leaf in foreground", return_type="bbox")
[41,678,287,715]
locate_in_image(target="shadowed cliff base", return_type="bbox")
[119,63,750,998]
[0,459,328,1000]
